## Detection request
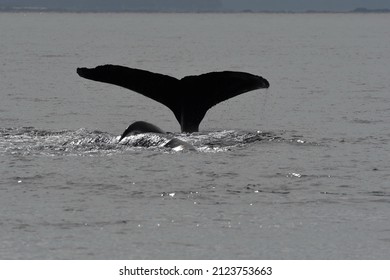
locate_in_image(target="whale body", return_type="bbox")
[77,65,269,133]
[119,121,165,142]
[119,121,195,151]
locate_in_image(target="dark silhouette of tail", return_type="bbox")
[77,65,269,132]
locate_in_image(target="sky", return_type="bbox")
[222,0,390,11]
[1,0,390,12]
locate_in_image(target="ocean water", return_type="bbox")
[0,12,389,259]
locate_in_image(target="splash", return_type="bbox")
[0,127,302,156]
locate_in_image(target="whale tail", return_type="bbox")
[77,65,269,132]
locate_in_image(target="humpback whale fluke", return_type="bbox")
[77,65,269,133]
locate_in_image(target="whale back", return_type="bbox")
[119,121,166,142]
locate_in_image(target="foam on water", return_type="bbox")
[0,127,301,156]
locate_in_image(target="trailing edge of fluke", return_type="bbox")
[77,65,269,133]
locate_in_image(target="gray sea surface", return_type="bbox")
[0,13,389,259]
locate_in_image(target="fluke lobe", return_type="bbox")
[77,65,269,133]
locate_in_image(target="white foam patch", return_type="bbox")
[172,145,184,152]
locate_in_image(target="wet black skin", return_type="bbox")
[77,65,269,133]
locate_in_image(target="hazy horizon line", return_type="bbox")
[1,6,390,14]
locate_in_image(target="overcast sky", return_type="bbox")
[222,0,390,11]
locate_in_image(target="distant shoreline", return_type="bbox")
[1,7,390,14]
